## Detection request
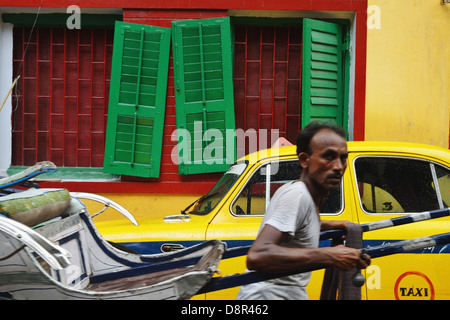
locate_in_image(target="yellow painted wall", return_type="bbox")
[86,193,202,223]
[365,0,450,148]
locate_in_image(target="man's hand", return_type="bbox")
[324,245,371,271]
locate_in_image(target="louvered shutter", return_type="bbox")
[301,19,344,127]
[103,21,170,178]
[172,17,236,175]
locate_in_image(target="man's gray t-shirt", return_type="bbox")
[236,180,321,300]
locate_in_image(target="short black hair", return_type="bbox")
[296,121,347,155]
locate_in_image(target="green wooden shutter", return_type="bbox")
[103,21,171,178]
[172,17,236,175]
[301,19,345,128]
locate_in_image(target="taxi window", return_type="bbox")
[354,157,441,214]
[188,162,247,215]
[434,164,450,208]
[232,160,343,216]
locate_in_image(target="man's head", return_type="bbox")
[296,122,348,193]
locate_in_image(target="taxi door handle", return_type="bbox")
[161,243,185,252]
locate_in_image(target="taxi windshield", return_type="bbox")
[186,162,247,215]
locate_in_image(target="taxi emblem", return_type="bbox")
[394,271,435,300]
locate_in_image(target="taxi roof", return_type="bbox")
[241,141,450,164]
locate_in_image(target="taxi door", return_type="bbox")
[347,152,450,300]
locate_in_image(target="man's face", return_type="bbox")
[300,129,348,192]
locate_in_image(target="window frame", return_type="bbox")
[230,158,345,217]
[231,17,352,147]
[5,13,121,181]
[352,155,448,215]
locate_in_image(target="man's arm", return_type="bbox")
[246,224,369,274]
[320,219,350,231]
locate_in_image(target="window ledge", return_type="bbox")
[6,166,120,182]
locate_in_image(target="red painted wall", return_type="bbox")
[6,1,367,194]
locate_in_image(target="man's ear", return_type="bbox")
[298,152,309,169]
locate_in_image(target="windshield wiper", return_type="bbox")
[180,194,208,215]
[180,191,221,215]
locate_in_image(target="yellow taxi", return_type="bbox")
[95,141,450,300]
